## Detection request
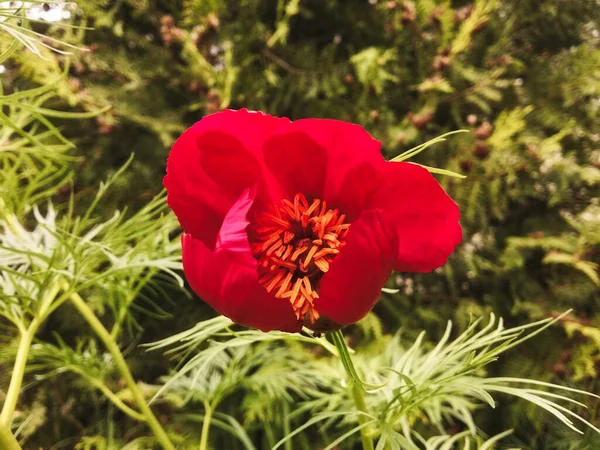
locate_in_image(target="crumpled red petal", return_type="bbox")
[315,209,397,326]
[182,189,301,332]
[369,162,462,272]
[164,109,288,250]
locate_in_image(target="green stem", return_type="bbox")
[0,420,22,450]
[68,291,176,450]
[283,402,292,450]
[110,271,154,340]
[331,330,375,450]
[0,282,62,426]
[72,368,146,422]
[199,402,213,450]
[351,384,375,450]
[0,330,33,427]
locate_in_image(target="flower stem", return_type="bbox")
[351,384,376,450]
[331,330,375,450]
[198,402,213,450]
[0,422,22,450]
[68,290,176,450]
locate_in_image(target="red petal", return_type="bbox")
[369,162,462,272]
[315,209,397,326]
[263,119,383,215]
[182,190,301,332]
[164,109,288,249]
[334,160,382,219]
[262,131,328,200]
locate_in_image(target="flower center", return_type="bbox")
[250,193,350,325]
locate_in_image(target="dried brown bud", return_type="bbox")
[140,190,154,201]
[472,20,489,34]
[171,28,184,40]
[343,74,355,84]
[161,24,184,46]
[58,184,71,196]
[560,350,572,363]
[474,121,493,139]
[191,24,207,46]
[552,363,566,376]
[72,61,86,75]
[207,13,220,29]
[453,4,473,24]
[207,89,220,102]
[401,1,417,24]
[369,109,380,121]
[459,159,473,173]
[428,6,445,26]
[160,15,175,27]
[68,78,82,91]
[96,116,116,135]
[408,110,433,129]
[473,140,490,159]
[206,102,220,114]
[432,54,451,71]
[527,144,540,160]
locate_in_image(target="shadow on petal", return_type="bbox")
[315,209,397,326]
[369,162,462,272]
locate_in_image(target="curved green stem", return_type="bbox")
[0,419,22,450]
[71,368,146,422]
[68,290,176,450]
[0,330,33,427]
[331,330,375,450]
[199,402,213,450]
[0,282,62,426]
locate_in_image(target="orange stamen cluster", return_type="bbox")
[250,193,350,324]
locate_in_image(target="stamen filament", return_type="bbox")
[302,245,319,268]
[250,193,350,324]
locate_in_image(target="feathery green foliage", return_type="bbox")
[0,1,599,449]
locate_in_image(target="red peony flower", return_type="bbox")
[164,109,461,333]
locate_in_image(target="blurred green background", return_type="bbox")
[2,0,599,448]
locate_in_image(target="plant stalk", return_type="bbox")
[198,402,213,450]
[0,422,22,450]
[331,330,375,450]
[74,369,146,422]
[0,330,33,427]
[68,291,176,450]
[0,282,61,426]
[351,384,376,450]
